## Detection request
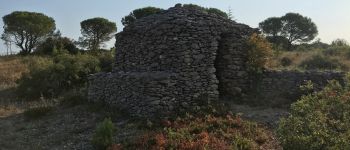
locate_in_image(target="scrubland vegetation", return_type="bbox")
[1,3,350,150]
[270,40,350,71]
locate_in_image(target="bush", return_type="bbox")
[35,36,79,55]
[86,50,114,72]
[246,33,273,73]
[92,118,116,150]
[17,53,100,99]
[331,39,349,47]
[127,114,279,150]
[24,106,53,119]
[277,80,350,150]
[280,57,292,67]
[299,54,347,70]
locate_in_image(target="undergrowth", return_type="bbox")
[123,114,279,150]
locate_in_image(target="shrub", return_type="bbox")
[331,39,349,47]
[277,80,350,150]
[86,50,114,72]
[35,36,79,55]
[17,53,100,99]
[322,47,341,56]
[92,118,116,150]
[246,33,273,73]
[280,57,292,67]
[24,106,53,119]
[127,114,279,150]
[299,54,347,70]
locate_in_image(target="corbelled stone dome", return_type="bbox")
[89,5,256,117]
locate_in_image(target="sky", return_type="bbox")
[0,0,349,54]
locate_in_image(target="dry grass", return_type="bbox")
[0,56,29,88]
[0,55,29,117]
[270,49,350,71]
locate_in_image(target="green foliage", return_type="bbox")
[246,33,273,73]
[266,36,290,50]
[259,17,283,37]
[85,50,114,72]
[35,33,79,55]
[278,80,350,150]
[79,17,117,50]
[24,106,53,119]
[2,11,56,54]
[299,54,347,70]
[121,7,164,26]
[16,54,100,99]
[259,13,318,49]
[331,39,349,47]
[92,118,115,150]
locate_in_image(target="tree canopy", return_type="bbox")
[79,17,117,50]
[259,13,318,49]
[121,7,164,26]
[2,11,56,54]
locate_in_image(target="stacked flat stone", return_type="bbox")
[88,5,255,117]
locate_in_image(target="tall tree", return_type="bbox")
[280,13,318,47]
[79,17,117,50]
[2,11,55,54]
[259,13,318,49]
[259,17,282,37]
[122,7,164,26]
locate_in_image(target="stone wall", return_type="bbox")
[88,72,178,117]
[246,70,345,107]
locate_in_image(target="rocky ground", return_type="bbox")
[0,100,287,150]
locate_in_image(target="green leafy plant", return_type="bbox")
[92,118,116,150]
[278,79,350,150]
[16,53,100,99]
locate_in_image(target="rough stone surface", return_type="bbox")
[88,6,255,117]
[248,70,345,106]
[88,5,345,118]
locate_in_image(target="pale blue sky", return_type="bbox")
[1,0,349,54]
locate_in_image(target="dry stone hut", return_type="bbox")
[88,5,255,117]
[88,5,345,117]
